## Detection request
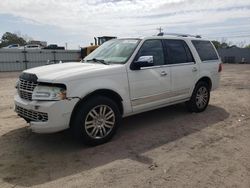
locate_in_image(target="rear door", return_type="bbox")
[163,39,198,100]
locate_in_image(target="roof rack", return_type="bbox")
[157,32,201,38]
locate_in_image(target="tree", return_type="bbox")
[220,42,229,48]
[213,39,250,49]
[212,39,235,49]
[245,44,250,48]
[211,40,229,49]
[0,32,27,48]
[212,41,221,49]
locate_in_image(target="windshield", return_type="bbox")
[84,39,140,64]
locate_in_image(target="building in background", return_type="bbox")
[218,47,250,64]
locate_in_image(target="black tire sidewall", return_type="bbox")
[187,81,210,113]
[71,95,121,146]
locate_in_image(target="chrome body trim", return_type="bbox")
[18,78,37,101]
[124,97,190,117]
[131,88,190,106]
[140,62,195,70]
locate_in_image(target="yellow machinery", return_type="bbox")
[80,36,117,59]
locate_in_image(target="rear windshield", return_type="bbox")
[192,40,218,61]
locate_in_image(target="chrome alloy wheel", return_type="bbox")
[195,86,209,109]
[84,105,115,139]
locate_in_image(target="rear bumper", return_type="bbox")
[211,73,221,91]
[14,95,79,133]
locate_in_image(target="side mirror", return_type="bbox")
[131,56,154,70]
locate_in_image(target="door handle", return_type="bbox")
[160,71,167,76]
[192,67,198,72]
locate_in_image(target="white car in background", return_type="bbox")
[14,34,222,145]
[18,44,42,50]
[2,44,20,49]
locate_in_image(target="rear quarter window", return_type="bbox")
[192,40,218,61]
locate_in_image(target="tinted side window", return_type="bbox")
[164,40,194,64]
[192,40,218,61]
[136,40,165,66]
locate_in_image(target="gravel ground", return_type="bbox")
[0,64,249,188]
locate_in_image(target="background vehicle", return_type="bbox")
[14,34,222,145]
[43,44,65,50]
[18,44,42,49]
[2,44,20,49]
[80,36,117,59]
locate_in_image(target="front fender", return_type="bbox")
[66,74,132,114]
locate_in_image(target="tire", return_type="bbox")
[186,81,210,113]
[71,95,121,146]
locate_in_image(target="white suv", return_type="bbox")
[14,35,222,145]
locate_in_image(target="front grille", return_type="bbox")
[18,79,38,101]
[15,105,48,122]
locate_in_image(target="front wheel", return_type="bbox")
[71,96,121,146]
[186,81,210,113]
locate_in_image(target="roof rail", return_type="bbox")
[157,32,201,38]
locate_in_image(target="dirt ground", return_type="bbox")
[0,64,249,188]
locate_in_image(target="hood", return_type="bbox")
[24,62,124,82]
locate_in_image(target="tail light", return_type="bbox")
[218,63,222,72]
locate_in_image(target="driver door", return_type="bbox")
[127,39,171,112]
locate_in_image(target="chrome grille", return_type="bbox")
[18,79,37,101]
[15,105,48,122]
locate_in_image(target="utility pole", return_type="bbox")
[157,27,163,33]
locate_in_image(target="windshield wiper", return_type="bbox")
[86,58,109,65]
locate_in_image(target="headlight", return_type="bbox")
[32,85,66,101]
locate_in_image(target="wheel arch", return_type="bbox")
[69,89,124,128]
[196,76,212,91]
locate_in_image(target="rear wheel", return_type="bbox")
[71,96,121,145]
[186,81,210,113]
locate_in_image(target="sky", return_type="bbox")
[0,0,250,49]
